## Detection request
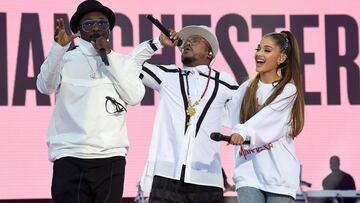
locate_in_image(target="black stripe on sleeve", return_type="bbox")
[156,65,180,73]
[195,72,220,137]
[142,65,162,84]
[148,39,158,52]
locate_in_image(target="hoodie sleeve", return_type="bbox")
[36,41,70,95]
[105,53,145,105]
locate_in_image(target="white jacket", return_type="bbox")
[37,39,145,161]
[131,37,239,192]
[230,80,300,199]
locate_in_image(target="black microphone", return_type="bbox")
[90,34,109,66]
[210,132,250,145]
[98,48,109,66]
[146,15,183,46]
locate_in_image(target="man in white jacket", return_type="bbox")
[131,25,238,202]
[36,1,145,202]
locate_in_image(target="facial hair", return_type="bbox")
[181,55,194,66]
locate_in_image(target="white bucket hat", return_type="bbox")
[178,25,219,58]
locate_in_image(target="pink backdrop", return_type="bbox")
[0,0,359,199]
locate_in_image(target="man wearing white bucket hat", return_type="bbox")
[131,25,238,202]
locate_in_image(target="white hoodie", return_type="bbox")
[230,79,300,199]
[37,39,145,161]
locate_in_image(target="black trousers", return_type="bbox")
[51,156,126,203]
[149,166,223,203]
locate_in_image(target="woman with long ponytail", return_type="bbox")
[229,31,305,203]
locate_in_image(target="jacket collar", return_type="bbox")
[182,65,210,75]
[79,39,98,56]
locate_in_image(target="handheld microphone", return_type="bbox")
[91,34,109,66]
[146,15,183,46]
[98,48,109,66]
[210,132,250,145]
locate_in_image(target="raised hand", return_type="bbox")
[159,30,180,48]
[54,18,79,47]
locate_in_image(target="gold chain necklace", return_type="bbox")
[185,67,212,126]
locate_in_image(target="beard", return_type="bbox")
[181,55,194,66]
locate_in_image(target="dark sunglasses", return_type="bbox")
[81,19,109,32]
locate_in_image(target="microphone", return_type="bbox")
[146,15,183,46]
[98,48,109,66]
[90,34,109,66]
[210,132,250,145]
